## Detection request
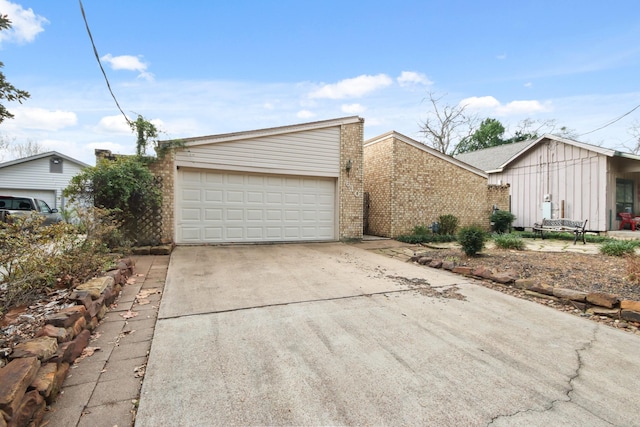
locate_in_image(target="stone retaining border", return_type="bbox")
[411,254,640,333]
[0,258,136,427]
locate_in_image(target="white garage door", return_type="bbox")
[177,169,336,244]
[0,189,56,209]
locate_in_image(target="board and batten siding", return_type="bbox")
[488,140,608,231]
[0,156,86,209]
[175,127,341,177]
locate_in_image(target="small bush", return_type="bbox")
[438,214,459,235]
[493,233,526,250]
[599,240,639,257]
[411,224,431,236]
[491,210,516,233]
[458,225,488,256]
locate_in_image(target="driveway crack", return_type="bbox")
[486,324,614,426]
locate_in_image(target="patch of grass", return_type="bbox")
[492,233,526,250]
[517,230,610,244]
[599,240,640,257]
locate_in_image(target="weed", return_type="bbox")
[492,233,525,250]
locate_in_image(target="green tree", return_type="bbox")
[0,15,30,125]
[455,118,507,154]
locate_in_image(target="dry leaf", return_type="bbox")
[126,278,137,285]
[120,310,139,319]
[137,288,161,299]
[78,346,100,360]
[134,364,146,378]
[136,298,150,305]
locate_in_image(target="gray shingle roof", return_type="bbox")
[454,140,533,172]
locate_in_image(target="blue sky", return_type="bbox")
[1,0,639,164]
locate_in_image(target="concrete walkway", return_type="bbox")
[43,255,169,427]
[136,243,640,426]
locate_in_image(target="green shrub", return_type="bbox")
[599,240,640,257]
[518,230,610,244]
[396,233,457,244]
[438,214,459,235]
[411,224,431,236]
[491,210,516,233]
[493,233,525,250]
[457,225,488,256]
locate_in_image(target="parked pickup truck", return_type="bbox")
[0,196,63,225]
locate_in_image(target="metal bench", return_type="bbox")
[532,218,588,245]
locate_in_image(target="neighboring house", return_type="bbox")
[0,151,89,210]
[148,116,364,244]
[363,131,510,238]
[456,134,640,232]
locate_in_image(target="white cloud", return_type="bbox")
[460,96,501,110]
[95,115,132,134]
[0,0,48,46]
[341,103,366,114]
[296,110,316,119]
[12,108,77,130]
[397,71,432,87]
[100,54,154,81]
[460,96,551,116]
[309,74,393,99]
[497,100,551,115]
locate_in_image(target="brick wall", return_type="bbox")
[364,134,510,238]
[148,153,174,244]
[339,120,365,240]
[363,137,393,236]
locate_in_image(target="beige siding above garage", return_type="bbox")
[175,127,341,177]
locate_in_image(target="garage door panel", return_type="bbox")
[177,170,335,243]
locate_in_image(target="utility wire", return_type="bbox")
[578,103,640,137]
[78,0,131,127]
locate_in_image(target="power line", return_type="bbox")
[578,103,640,137]
[78,0,131,127]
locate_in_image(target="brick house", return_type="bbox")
[151,117,364,244]
[363,131,509,238]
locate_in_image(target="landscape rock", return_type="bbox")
[526,283,554,296]
[30,363,57,399]
[452,266,473,275]
[586,307,620,318]
[106,269,124,285]
[418,257,432,265]
[553,288,588,302]
[35,325,71,343]
[0,357,40,419]
[10,337,58,361]
[441,261,455,271]
[68,290,92,309]
[150,245,172,255]
[490,272,517,284]
[621,300,640,311]
[132,246,151,255]
[621,310,640,323]
[586,292,619,308]
[472,265,495,279]
[75,276,115,300]
[44,310,83,329]
[514,278,535,289]
[429,260,443,269]
[10,389,45,427]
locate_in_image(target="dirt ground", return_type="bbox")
[413,245,640,302]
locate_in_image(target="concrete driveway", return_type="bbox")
[136,243,640,426]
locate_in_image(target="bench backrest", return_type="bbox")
[541,218,587,229]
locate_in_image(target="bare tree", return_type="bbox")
[510,118,578,141]
[9,140,44,159]
[419,92,477,155]
[624,121,640,154]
